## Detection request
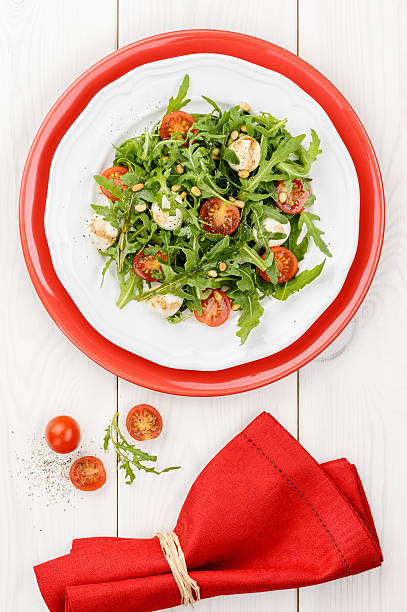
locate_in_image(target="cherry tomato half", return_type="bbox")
[70,456,106,491]
[258,246,298,283]
[133,249,167,282]
[200,198,240,235]
[100,166,128,201]
[45,415,81,454]
[126,405,163,441]
[194,290,231,327]
[276,179,310,214]
[160,111,196,145]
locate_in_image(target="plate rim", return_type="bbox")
[19,29,385,397]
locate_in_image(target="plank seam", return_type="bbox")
[243,434,351,575]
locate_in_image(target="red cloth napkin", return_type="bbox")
[35,412,382,612]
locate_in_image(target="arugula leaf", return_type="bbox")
[277,130,322,177]
[261,205,289,224]
[236,291,264,344]
[237,244,268,270]
[201,95,222,115]
[117,269,140,309]
[245,134,305,192]
[220,147,240,165]
[273,260,326,300]
[299,212,332,257]
[165,74,191,114]
[94,175,123,200]
[288,215,309,262]
[104,413,180,484]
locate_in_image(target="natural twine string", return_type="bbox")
[154,531,201,607]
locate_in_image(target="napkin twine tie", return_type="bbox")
[155,532,200,607]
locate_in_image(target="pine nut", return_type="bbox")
[238,170,250,179]
[191,186,201,197]
[132,183,145,192]
[227,131,240,146]
[279,191,288,203]
[207,270,218,278]
[161,155,169,162]
[234,200,245,208]
[232,303,241,311]
[171,184,181,192]
[240,101,250,112]
[180,191,187,199]
[213,147,221,156]
[175,164,184,174]
[214,290,222,301]
[219,262,227,272]
[134,203,147,212]
[228,196,236,202]
[240,125,248,132]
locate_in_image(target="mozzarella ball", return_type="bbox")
[152,194,183,231]
[86,213,118,251]
[144,292,184,318]
[253,217,291,247]
[228,135,261,172]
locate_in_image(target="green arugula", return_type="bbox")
[165,74,191,114]
[104,413,181,485]
[273,260,326,300]
[90,74,328,344]
[299,212,332,257]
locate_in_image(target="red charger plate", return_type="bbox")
[19,30,384,397]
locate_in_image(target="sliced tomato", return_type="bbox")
[276,179,309,214]
[70,456,106,492]
[160,111,196,145]
[258,246,298,283]
[100,166,129,201]
[126,405,163,441]
[200,198,240,235]
[133,249,167,282]
[194,290,231,327]
[45,415,81,454]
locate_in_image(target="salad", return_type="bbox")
[87,75,331,344]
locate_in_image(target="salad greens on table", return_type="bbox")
[88,75,331,344]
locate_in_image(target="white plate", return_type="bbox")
[45,54,359,371]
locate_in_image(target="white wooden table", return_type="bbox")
[1,0,405,610]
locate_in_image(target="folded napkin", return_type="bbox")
[35,412,382,612]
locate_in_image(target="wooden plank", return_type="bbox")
[299,0,404,610]
[118,2,298,610]
[119,0,297,51]
[0,1,118,610]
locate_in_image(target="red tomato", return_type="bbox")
[194,290,231,327]
[200,198,240,235]
[100,166,128,201]
[160,111,196,144]
[45,416,81,454]
[133,249,167,282]
[126,405,163,441]
[258,246,298,283]
[70,456,106,491]
[276,179,309,214]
